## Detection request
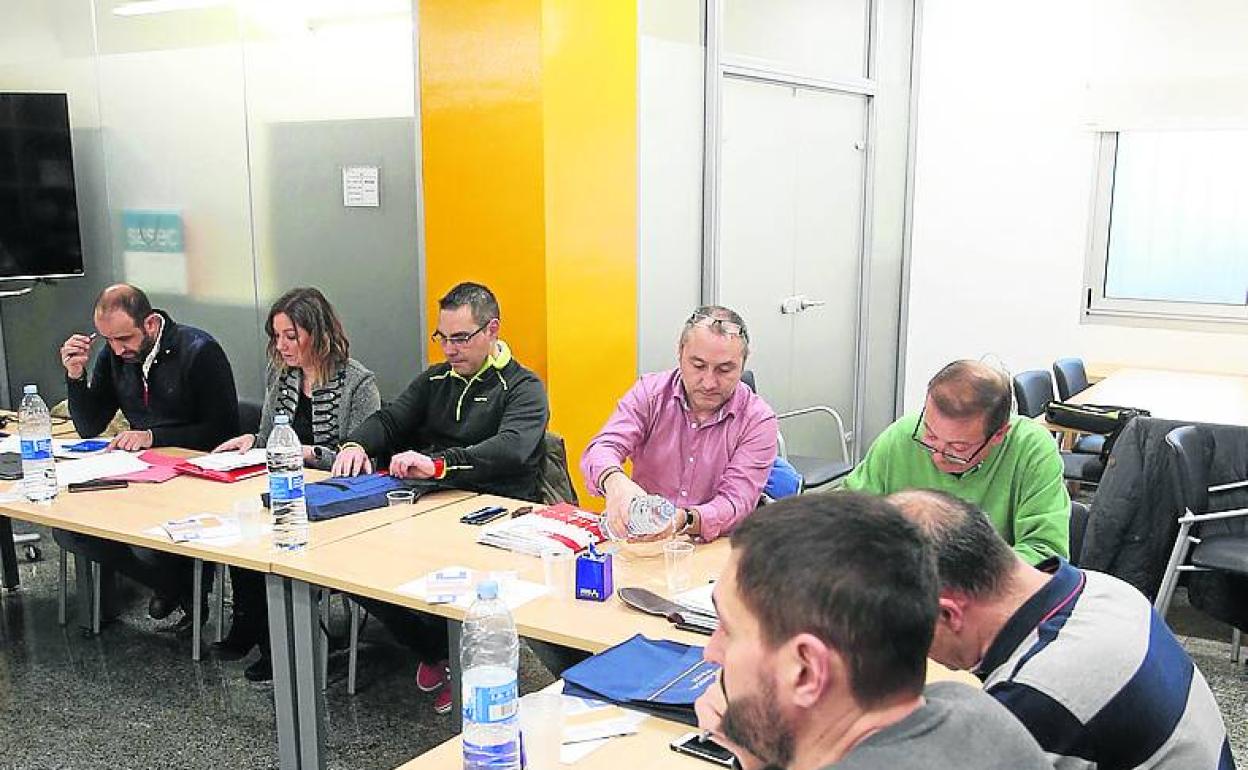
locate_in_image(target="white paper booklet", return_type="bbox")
[161,514,242,543]
[186,448,267,472]
[55,452,150,486]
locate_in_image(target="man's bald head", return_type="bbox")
[95,284,153,327]
[926,360,1012,436]
[887,489,1016,600]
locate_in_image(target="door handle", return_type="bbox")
[799,297,826,310]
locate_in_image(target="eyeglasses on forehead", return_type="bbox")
[687,312,748,340]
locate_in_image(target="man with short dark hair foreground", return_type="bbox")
[890,489,1235,770]
[844,360,1069,564]
[695,492,1050,770]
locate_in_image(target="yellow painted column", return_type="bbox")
[541,0,637,503]
[419,0,637,505]
[419,0,549,378]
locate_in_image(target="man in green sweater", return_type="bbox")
[843,360,1068,564]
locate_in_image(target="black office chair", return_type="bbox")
[1012,370,1103,484]
[742,370,853,491]
[1154,425,1248,661]
[1069,500,1090,566]
[1052,358,1104,456]
[238,399,263,435]
[1052,358,1090,401]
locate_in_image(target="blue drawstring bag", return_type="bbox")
[262,474,441,521]
[764,456,803,499]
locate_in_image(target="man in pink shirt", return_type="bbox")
[582,306,778,542]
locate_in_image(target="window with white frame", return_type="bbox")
[1084,130,1248,323]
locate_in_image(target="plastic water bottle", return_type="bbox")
[19,384,57,502]
[603,494,678,540]
[462,580,520,770]
[267,414,307,550]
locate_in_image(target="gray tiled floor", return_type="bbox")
[2,522,1245,769]
[0,523,555,770]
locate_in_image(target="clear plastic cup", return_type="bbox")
[386,490,415,506]
[233,497,265,541]
[541,549,575,601]
[664,540,695,594]
[520,692,564,770]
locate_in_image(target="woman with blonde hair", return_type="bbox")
[212,287,381,680]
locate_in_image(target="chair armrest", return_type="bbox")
[1209,479,1248,494]
[775,406,850,462]
[1179,507,1248,524]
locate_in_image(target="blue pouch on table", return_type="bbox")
[561,634,719,725]
[764,456,802,499]
[262,473,442,522]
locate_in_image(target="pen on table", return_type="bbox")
[511,505,533,518]
[562,730,640,746]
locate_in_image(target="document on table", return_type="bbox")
[159,514,242,544]
[548,682,649,763]
[0,436,112,458]
[55,452,151,486]
[395,567,549,610]
[185,448,267,472]
[673,583,715,616]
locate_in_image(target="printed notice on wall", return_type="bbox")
[342,165,380,207]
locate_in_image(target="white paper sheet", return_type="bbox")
[54,452,150,486]
[674,582,716,616]
[0,436,110,457]
[395,567,549,611]
[185,448,267,471]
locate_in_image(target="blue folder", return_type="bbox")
[561,635,720,725]
[262,474,443,521]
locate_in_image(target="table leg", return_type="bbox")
[448,619,463,731]
[267,574,302,770]
[0,516,19,590]
[291,579,326,770]
[192,559,203,661]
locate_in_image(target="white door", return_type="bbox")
[717,77,868,460]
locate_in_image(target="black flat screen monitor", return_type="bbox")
[0,92,84,279]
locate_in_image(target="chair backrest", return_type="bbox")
[1012,370,1055,419]
[1069,500,1090,565]
[538,430,580,506]
[238,399,263,435]
[1052,358,1090,401]
[740,369,756,394]
[1164,425,1211,516]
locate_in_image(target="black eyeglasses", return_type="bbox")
[910,407,995,466]
[431,321,491,347]
[686,312,749,341]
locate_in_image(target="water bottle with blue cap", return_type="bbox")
[462,579,520,769]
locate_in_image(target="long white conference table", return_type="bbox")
[3,450,976,770]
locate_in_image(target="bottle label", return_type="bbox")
[20,438,52,462]
[463,677,518,724]
[463,737,520,768]
[269,473,304,502]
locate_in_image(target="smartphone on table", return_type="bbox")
[670,732,740,768]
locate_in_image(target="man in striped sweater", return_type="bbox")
[890,489,1235,770]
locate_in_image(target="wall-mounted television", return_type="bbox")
[0,92,84,280]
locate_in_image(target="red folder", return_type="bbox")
[173,461,268,483]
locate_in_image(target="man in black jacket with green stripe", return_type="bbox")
[333,281,550,712]
[332,281,548,500]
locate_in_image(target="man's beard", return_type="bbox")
[720,676,795,769]
[121,332,156,363]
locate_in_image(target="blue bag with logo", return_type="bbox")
[262,473,439,521]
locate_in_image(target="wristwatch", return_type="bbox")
[676,508,700,537]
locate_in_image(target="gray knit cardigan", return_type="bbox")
[254,358,381,470]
